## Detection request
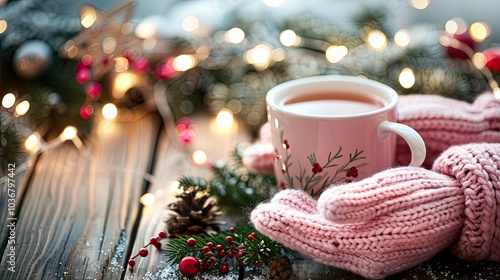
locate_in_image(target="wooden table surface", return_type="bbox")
[1,112,499,280]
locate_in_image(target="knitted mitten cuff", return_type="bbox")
[432,143,500,262]
[397,93,500,167]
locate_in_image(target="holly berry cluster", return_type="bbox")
[128,230,167,271]
[165,225,285,278]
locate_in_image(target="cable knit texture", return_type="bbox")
[251,143,500,279]
[397,93,500,167]
[433,143,500,262]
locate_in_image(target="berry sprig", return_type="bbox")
[128,230,167,272]
[165,225,285,278]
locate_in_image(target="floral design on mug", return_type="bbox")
[277,131,368,196]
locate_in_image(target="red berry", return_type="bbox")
[128,259,136,267]
[237,245,244,250]
[220,264,229,274]
[139,248,148,257]
[251,232,257,238]
[256,261,262,267]
[227,251,234,258]
[247,235,254,241]
[236,252,244,259]
[187,238,197,247]
[346,171,352,177]
[158,231,167,239]
[229,227,235,233]
[79,104,94,119]
[202,246,210,253]
[216,244,223,251]
[219,251,226,257]
[229,245,234,250]
[149,237,158,245]
[179,256,200,277]
[225,236,233,243]
[154,242,162,249]
[206,242,214,249]
[76,68,91,84]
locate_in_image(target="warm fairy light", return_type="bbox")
[326,45,348,63]
[114,57,129,72]
[102,103,118,120]
[494,88,500,100]
[472,52,487,69]
[171,181,183,194]
[445,18,467,35]
[367,30,387,51]
[25,133,41,152]
[244,44,271,69]
[2,93,16,108]
[280,29,300,47]
[81,10,97,28]
[182,16,199,32]
[409,0,430,10]
[263,0,285,8]
[394,29,411,47]
[216,108,234,129]
[469,22,490,42]
[102,37,118,54]
[173,54,197,71]
[272,48,286,62]
[61,126,78,141]
[225,28,245,44]
[113,72,137,99]
[15,100,30,116]
[192,150,208,166]
[399,68,416,89]
[135,21,157,39]
[0,20,7,34]
[140,193,156,206]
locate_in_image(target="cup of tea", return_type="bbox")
[266,75,426,197]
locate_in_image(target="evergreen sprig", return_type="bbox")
[164,224,284,270]
[177,144,277,215]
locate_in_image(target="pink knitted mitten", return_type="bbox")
[251,143,500,279]
[397,93,500,167]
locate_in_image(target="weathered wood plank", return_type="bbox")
[126,112,250,279]
[0,114,160,280]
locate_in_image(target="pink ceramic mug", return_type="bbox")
[267,75,426,197]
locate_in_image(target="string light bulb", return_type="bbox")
[399,68,416,89]
[325,45,348,63]
[2,93,16,108]
[279,29,300,47]
[140,193,156,206]
[182,16,199,32]
[409,0,430,10]
[102,103,118,120]
[15,100,30,116]
[225,28,245,44]
[192,150,208,166]
[469,22,490,42]
[25,133,41,152]
[80,6,97,28]
[173,54,197,71]
[0,20,7,34]
[367,30,387,51]
[61,126,78,141]
[394,29,411,47]
[216,108,234,129]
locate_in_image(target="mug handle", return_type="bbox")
[378,120,426,167]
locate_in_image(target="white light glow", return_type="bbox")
[192,150,208,166]
[2,93,15,108]
[409,0,430,10]
[216,108,234,129]
[173,54,197,71]
[140,193,156,206]
[225,28,245,44]
[399,68,416,89]
[367,30,387,51]
[102,103,118,120]
[15,100,30,116]
[182,16,199,32]
[445,18,467,35]
[394,29,411,47]
[472,52,487,69]
[0,20,7,34]
[469,22,490,42]
[25,133,41,152]
[113,72,137,99]
[280,29,300,47]
[263,0,285,8]
[61,126,78,141]
[326,45,348,63]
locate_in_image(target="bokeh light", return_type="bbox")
[280,29,300,47]
[25,133,41,152]
[15,100,30,116]
[225,28,245,44]
[216,108,234,129]
[326,45,348,63]
[409,0,430,10]
[173,54,197,71]
[445,17,467,35]
[263,0,285,8]
[399,68,416,89]
[140,193,156,206]
[469,22,490,42]
[192,150,208,166]
[182,16,199,32]
[102,103,118,120]
[367,30,387,51]
[0,20,7,34]
[2,93,16,108]
[61,126,78,140]
[394,29,411,47]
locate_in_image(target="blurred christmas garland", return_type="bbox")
[2,2,500,171]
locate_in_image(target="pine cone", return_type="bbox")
[165,186,225,238]
[268,256,293,280]
[202,251,217,270]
